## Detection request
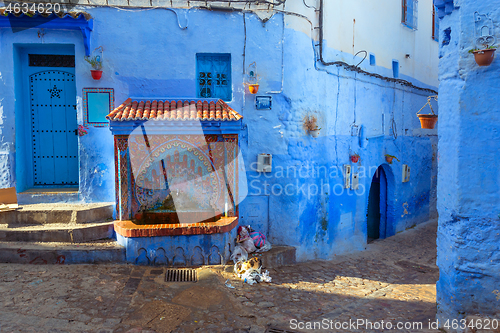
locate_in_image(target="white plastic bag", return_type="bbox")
[240,238,257,253]
[230,245,248,262]
[255,240,272,253]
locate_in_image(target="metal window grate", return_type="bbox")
[196,53,231,101]
[29,54,75,67]
[165,269,197,282]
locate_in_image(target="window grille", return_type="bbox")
[196,54,231,101]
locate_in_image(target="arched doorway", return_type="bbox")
[367,166,388,243]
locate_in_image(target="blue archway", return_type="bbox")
[366,164,395,242]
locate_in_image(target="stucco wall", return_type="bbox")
[436,0,500,326]
[285,0,439,88]
[0,4,438,260]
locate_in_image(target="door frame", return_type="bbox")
[14,44,78,192]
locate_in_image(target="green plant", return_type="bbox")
[468,45,497,53]
[84,55,102,70]
[385,154,400,162]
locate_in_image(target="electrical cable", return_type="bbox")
[268,8,432,97]
[242,12,246,75]
[302,0,317,10]
[317,0,437,95]
[354,50,367,68]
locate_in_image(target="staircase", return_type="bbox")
[0,203,125,264]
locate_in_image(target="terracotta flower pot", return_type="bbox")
[385,156,394,164]
[418,114,438,129]
[350,155,360,163]
[248,84,259,94]
[91,70,102,80]
[473,49,496,66]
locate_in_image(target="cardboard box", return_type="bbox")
[0,187,18,211]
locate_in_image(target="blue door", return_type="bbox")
[30,70,78,186]
[367,166,387,242]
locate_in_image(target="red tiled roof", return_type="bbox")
[106,98,243,122]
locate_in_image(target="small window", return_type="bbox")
[392,60,399,78]
[196,53,231,101]
[402,0,418,30]
[369,53,376,66]
[432,5,439,41]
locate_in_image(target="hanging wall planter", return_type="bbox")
[246,62,260,94]
[471,48,496,66]
[303,114,321,138]
[350,154,360,163]
[310,128,321,138]
[417,114,438,129]
[85,47,103,81]
[248,84,259,94]
[416,95,438,129]
[90,70,103,80]
[471,13,497,67]
[384,154,399,164]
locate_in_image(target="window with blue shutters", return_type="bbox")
[402,0,418,30]
[196,53,231,101]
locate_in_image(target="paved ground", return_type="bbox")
[0,220,439,333]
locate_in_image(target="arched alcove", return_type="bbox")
[366,164,395,243]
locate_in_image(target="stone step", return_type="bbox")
[17,188,79,205]
[248,246,296,269]
[0,203,114,225]
[225,246,296,272]
[0,240,125,264]
[0,221,115,243]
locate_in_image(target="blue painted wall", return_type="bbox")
[435,0,500,325]
[0,7,437,261]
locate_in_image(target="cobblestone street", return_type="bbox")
[0,220,438,333]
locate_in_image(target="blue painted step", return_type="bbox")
[0,222,115,243]
[0,240,125,264]
[0,203,114,225]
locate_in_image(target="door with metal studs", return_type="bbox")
[30,70,78,186]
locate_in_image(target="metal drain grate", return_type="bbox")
[267,328,299,333]
[165,269,197,282]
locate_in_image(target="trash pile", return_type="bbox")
[230,225,272,285]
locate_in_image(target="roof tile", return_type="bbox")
[107,98,243,122]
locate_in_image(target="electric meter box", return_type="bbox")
[257,154,272,172]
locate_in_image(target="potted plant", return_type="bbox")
[469,45,496,66]
[248,84,259,94]
[350,153,360,163]
[85,55,103,80]
[416,95,438,129]
[246,62,260,94]
[304,115,321,138]
[384,154,400,164]
[309,127,321,138]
